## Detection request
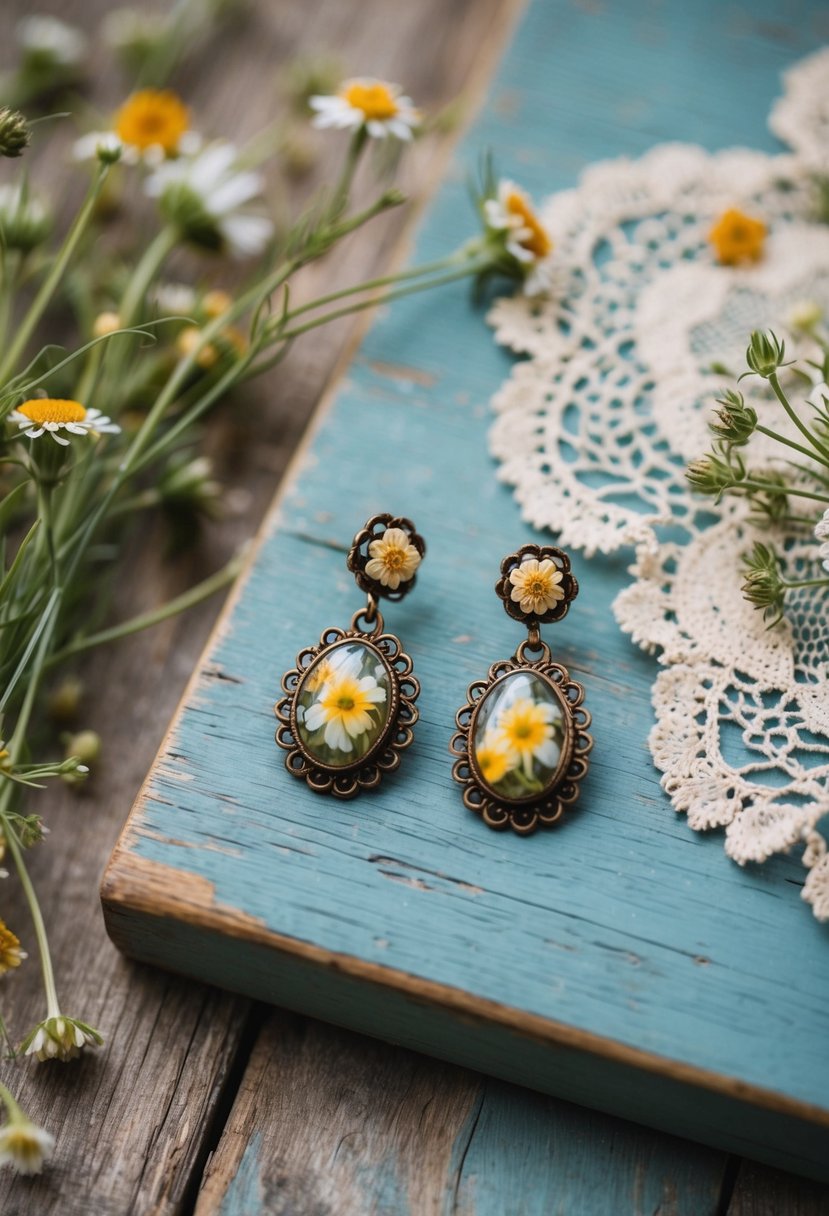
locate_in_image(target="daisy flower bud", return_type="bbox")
[21,1015,103,1063]
[0,108,31,158]
[64,730,101,767]
[744,329,788,379]
[0,183,51,254]
[92,311,122,339]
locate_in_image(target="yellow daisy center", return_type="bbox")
[17,398,87,425]
[506,191,552,257]
[319,676,377,728]
[342,81,399,121]
[114,89,190,152]
[499,700,551,758]
[381,544,407,571]
[0,921,24,972]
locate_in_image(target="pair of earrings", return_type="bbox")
[274,514,593,835]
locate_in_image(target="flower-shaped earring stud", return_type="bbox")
[450,544,593,835]
[274,514,425,799]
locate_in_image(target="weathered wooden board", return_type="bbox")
[103,0,829,1188]
[0,0,512,1212]
[194,1015,728,1216]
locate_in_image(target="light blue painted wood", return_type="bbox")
[104,0,829,1181]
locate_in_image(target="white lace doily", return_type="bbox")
[487,52,829,920]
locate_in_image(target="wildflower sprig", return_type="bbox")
[0,52,545,1173]
[689,321,829,623]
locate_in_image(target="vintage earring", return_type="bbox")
[450,544,592,834]
[274,514,424,798]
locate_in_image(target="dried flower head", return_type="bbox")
[741,542,787,626]
[708,208,766,265]
[709,389,757,446]
[0,108,30,158]
[0,920,27,974]
[21,1015,103,1063]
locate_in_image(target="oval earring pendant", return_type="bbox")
[274,514,424,799]
[450,545,593,835]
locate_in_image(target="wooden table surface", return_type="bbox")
[1,2,828,1213]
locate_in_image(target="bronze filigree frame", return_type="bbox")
[274,618,420,799]
[450,650,593,835]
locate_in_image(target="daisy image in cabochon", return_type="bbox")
[496,696,560,781]
[310,78,420,141]
[302,647,387,755]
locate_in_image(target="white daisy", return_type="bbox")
[17,15,87,68]
[145,143,274,258]
[0,1117,54,1176]
[483,179,553,296]
[9,399,120,447]
[310,78,419,141]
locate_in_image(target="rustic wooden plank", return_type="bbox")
[0,0,512,1211]
[195,1014,728,1216]
[728,1162,829,1216]
[101,0,829,1185]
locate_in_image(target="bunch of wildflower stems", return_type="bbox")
[687,326,829,624]
[0,116,504,1141]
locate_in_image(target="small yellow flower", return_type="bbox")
[365,527,421,590]
[202,289,233,318]
[476,732,516,786]
[708,208,766,265]
[114,89,190,155]
[9,399,120,446]
[0,1118,54,1175]
[0,920,27,975]
[508,558,564,616]
[176,326,218,369]
[497,697,559,778]
[92,311,121,338]
[303,668,386,753]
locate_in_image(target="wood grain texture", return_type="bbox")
[194,1016,727,1216]
[0,0,511,1211]
[103,0,829,1186]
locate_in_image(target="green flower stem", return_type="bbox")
[768,371,829,465]
[0,795,61,1021]
[119,225,179,328]
[737,479,829,504]
[273,260,491,344]
[46,550,243,668]
[0,586,60,717]
[332,127,368,215]
[781,576,829,590]
[0,1080,25,1123]
[754,423,829,468]
[279,248,480,324]
[0,166,109,383]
